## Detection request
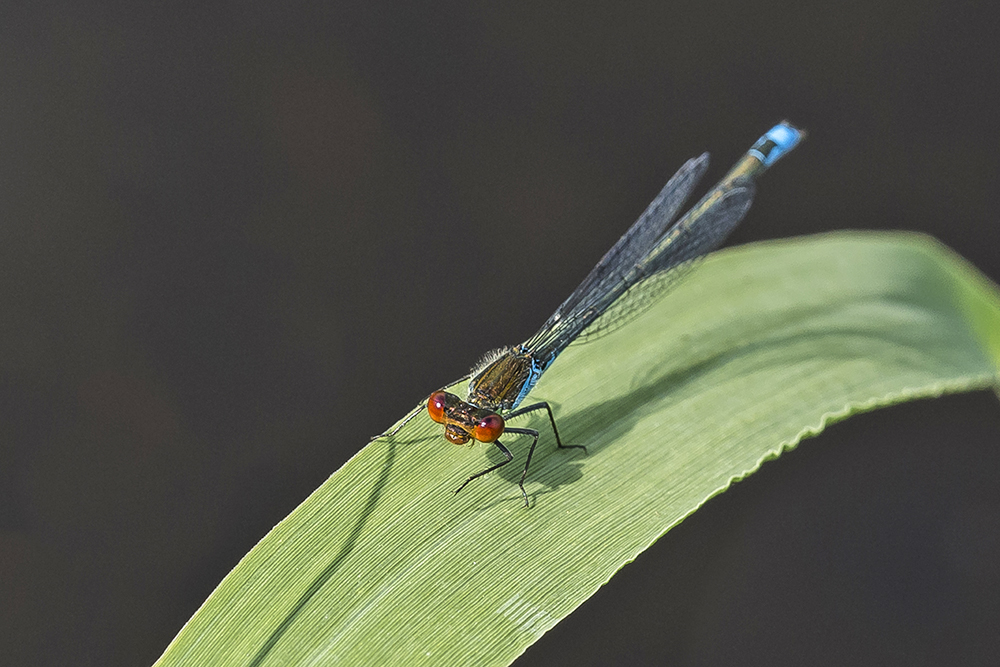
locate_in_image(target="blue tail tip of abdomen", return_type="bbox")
[751,121,805,168]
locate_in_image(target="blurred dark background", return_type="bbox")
[2,1,999,665]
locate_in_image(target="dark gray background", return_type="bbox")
[2,1,999,665]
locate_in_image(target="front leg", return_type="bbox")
[369,402,424,441]
[454,429,539,508]
[455,440,514,496]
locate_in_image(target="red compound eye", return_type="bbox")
[473,413,505,442]
[427,391,448,423]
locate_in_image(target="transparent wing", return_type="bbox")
[520,120,804,370]
[574,182,755,341]
[524,181,755,361]
[537,154,710,330]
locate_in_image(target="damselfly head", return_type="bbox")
[428,390,506,444]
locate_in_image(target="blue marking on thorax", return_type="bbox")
[510,351,553,410]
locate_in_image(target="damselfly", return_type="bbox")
[373,122,804,506]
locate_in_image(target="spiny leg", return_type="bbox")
[455,440,514,497]
[370,372,475,441]
[369,402,424,441]
[504,427,539,508]
[505,401,587,453]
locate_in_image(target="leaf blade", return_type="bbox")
[155,231,1000,667]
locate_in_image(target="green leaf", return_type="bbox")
[155,232,1000,667]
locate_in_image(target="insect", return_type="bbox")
[373,122,804,506]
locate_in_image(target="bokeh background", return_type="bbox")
[3,1,1000,665]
